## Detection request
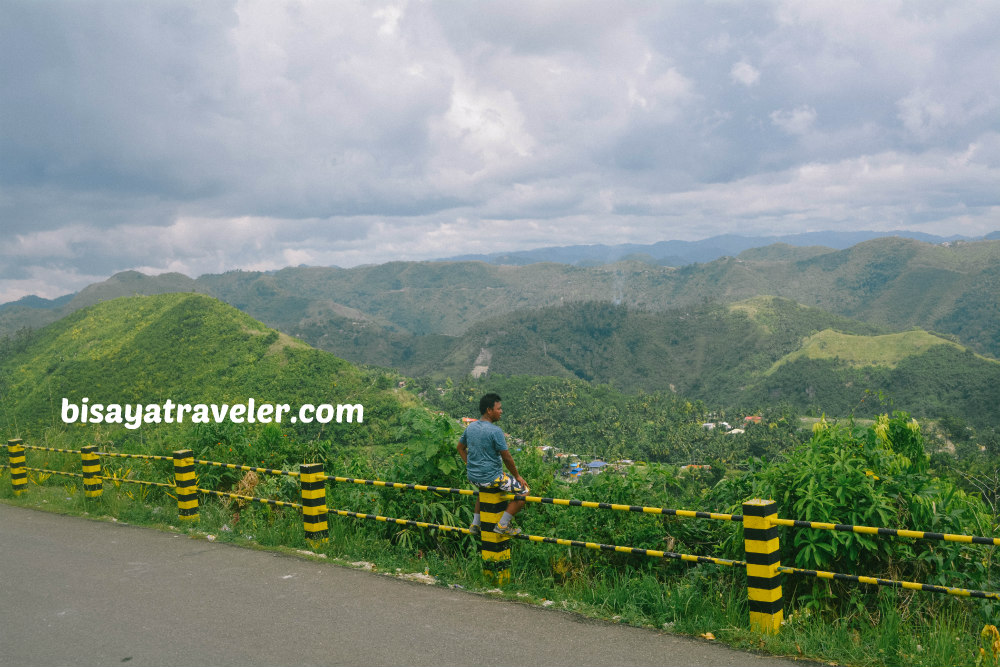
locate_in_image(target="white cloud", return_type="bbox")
[897,89,949,139]
[0,267,112,304]
[730,61,760,87]
[770,106,818,135]
[627,51,696,116]
[436,82,536,167]
[373,4,405,37]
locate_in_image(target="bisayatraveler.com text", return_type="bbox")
[61,398,363,430]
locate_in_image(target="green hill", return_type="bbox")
[0,293,415,449]
[2,237,999,435]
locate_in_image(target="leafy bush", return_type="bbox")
[746,412,992,610]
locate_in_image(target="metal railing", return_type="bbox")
[3,438,997,634]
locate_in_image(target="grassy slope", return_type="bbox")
[766,329,969,372]
[0,293,416,446]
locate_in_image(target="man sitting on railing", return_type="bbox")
[457,392,530,536]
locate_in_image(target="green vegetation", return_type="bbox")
[2,275,999,666]
[405,296,885,390]
[757,345,1000,428]
[398,297,1000,431]
[4,236,1000,434]
[3,413,996,667]
[410,374,804,465]
[752,416,995,597]
[0,293,415,454]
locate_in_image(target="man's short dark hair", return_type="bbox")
[479,393,502,416]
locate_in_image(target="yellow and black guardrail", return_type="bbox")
[771,516,1000,546]
[0,441,309,532]
[3,438,998,634]
[776,565,1000,601]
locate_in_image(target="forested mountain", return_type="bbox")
[4,236,998,358]
[7,290,994,442]
[2,237,999,431]
[401,297,1000,428]
[403,297,885,386]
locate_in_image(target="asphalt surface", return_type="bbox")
[0,503,807,666]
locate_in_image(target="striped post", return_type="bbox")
[299,462,329,547]
[173,450,199,522]
[743,498,783,633]
[80,445,103,498]
[478,489,511,586]
[7,439,27,496]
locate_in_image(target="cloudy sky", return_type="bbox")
[2,1,999,302]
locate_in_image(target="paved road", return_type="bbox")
[0,504,806,666]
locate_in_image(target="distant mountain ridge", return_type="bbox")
[439,230,995,266]
[8,230,995,312]
[3,236,1000,369]
[0,293,75,313]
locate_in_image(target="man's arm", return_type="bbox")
[457,440,468,464]
[500,450,528,490]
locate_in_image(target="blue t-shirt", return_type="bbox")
[460,420,508,486]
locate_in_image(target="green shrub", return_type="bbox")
[748,412,991,610]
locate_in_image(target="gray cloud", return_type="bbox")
[1,0,999,302]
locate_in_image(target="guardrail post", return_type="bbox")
[478,489,511,586]
[299,462,329,547]
[743,498,783,633]
[7,439,27,496]
[173,449,199,522]
[7,438,28,496]
[80,445,103,498]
